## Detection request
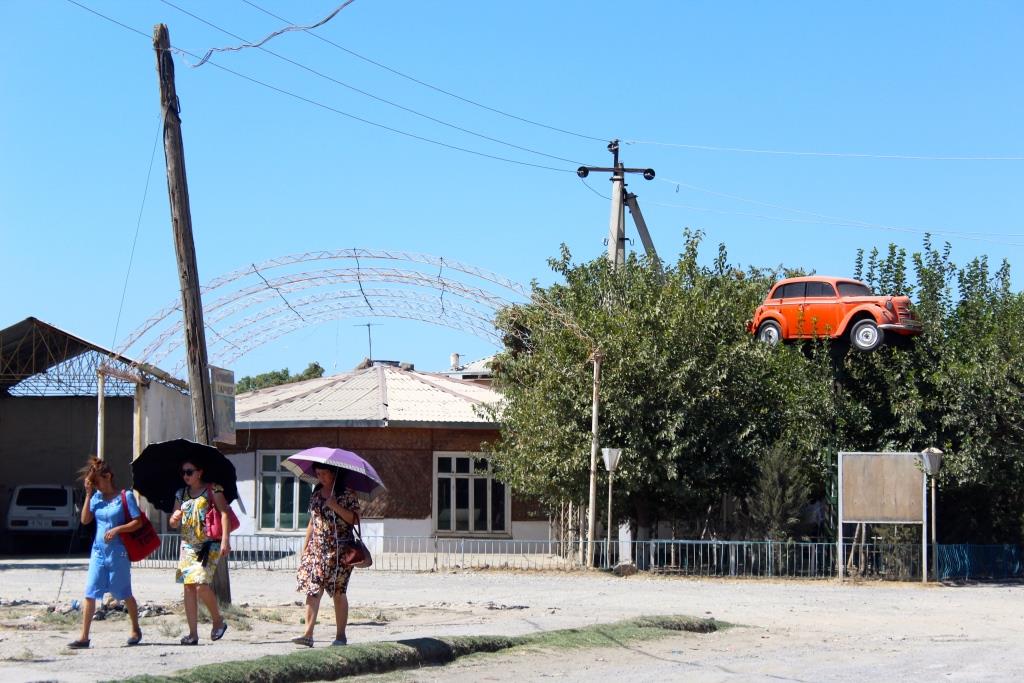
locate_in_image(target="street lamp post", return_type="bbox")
[601,448,623,569]
[921,447,944,581]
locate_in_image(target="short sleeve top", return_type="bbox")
[89,490,141,552]
[175,484,223,545]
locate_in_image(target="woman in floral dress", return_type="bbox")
[293,463,360,647]
[169,459,230,645]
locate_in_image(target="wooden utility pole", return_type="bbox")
[153,24,231,603]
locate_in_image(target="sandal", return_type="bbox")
[330,636,347,646]
[127,630,143,646]
[67,639,90,649]
[291,635,314,648]
[211,621,228,641]
[180,634,199,646]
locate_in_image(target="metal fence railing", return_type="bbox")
[138,535,1023,581]
[938,544,1023,581]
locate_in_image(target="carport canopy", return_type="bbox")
[0,317,183,396]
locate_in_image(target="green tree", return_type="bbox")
[840,237,1024,542]
[237,362,325,393]
[488,233,830,535]
[746,442,811,541]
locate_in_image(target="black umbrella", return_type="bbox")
[132,438,239,513]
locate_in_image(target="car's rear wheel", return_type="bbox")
[850,319,883,351]
[757,321,782,345]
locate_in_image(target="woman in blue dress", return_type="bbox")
[68,456,144,649]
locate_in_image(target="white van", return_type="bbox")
[4,485,83,546]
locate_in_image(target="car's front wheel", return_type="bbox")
[757,321,782,345]
[850,319,883,351]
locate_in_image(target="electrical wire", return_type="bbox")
[161,0,589,166]
[63,0,575,174]
[658,176,1024,243]
[240,0,608,143]
[625,139,1024,162]
[111,115,162,351]
[193,0,355,67]
[649,183,1024,246]
[579,177,609,200]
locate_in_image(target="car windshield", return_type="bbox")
[15,488,68,507]
[837,282,873,297]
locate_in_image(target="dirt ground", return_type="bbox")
[0,558,1021,682]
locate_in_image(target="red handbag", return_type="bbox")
[340,513,373,569]
[119,490,160,562]
[204,486,240,540]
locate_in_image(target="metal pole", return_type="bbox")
[931,477,938,581]
[586,350,602,568]
[606,470,614,568]
[922,471,928,583]
[96,372,106,460]
[837,452,844,580]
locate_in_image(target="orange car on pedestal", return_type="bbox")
[747,276,922,351]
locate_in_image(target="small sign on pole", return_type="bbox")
[837,452,928,583]
[209,366,236,446]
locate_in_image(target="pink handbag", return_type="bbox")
[204,486,240,539]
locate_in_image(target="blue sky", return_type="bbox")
[3,1,1022,381]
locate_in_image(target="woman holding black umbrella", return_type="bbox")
[169,458,231,645]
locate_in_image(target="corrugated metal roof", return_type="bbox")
[236,364,501,429]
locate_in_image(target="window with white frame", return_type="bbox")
[434,452,509,534]
[259,452,311,531]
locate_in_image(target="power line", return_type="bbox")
[240,0,608,143]
[111,115,162,350]
[161,0,588,166]
[193,0,355,67]
[65,0,152,40]
[64,0,575,174]
[579,177,609,200]
[652,177,1024,246]
[625,139,1024,162]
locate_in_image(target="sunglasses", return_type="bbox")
[180,468,197,477]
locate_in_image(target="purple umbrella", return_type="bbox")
[283,447,386,500]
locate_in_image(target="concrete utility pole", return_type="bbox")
[153,24,230,603]
[577,140,658,267]
[577,142,657,567]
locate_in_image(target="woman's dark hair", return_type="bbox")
[311,463,346,492]
[79,455,115,486]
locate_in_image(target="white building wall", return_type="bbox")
[511,520,550,542]
[227,452,257,536]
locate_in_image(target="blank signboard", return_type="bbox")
[841,453,923,523]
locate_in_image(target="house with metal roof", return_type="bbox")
[227,360,548,542]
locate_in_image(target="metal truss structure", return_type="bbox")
[1,317,184,397]
[117,249,532,378]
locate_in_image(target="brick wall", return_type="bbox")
[224,426,543,521]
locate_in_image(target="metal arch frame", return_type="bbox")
[137,271,513,365]
[153,290,501,372]
[211,304,502,373]
[118,250,532,375]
